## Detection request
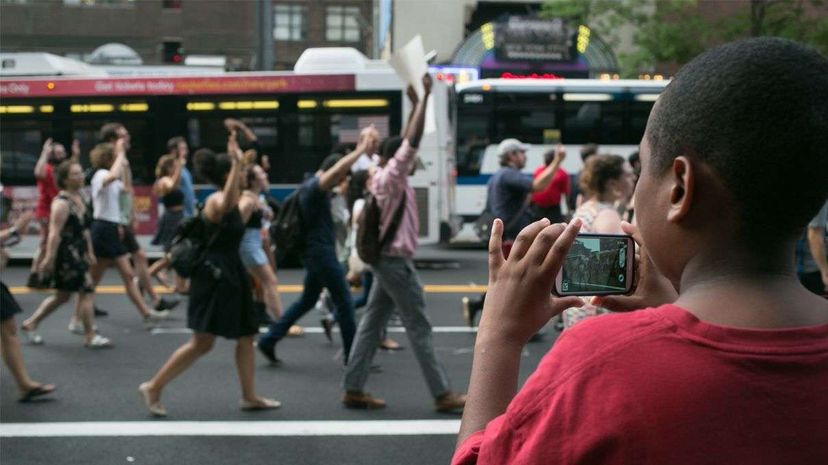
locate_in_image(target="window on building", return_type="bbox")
[273,4,306,41]
[326,5,361,42]
[63,0,135,6]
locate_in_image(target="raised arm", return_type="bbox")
[155,156,184,196]
[319,128,375,191]
[34,138,53,180]
[403,74,432,149]
[531,145,565,192]
[225,118,258,143]
[205,131,244,223]
[102,139,128,186]
[70,139,81,163]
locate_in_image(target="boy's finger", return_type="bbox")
[488,218,505,272]
[526,223,565,266]
[509,219,551,261]
[542,218,582,272]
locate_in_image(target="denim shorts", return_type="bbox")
[239,228,268,268]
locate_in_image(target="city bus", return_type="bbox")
[450,78,668,242]
[0,48,454,255]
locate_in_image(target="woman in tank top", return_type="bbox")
[148,154,188,293]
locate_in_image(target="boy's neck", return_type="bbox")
[675,245,828,328]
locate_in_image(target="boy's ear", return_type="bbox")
[667,156,694,224]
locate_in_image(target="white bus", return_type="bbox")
[450,78,668,242]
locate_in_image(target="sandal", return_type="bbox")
[138,382,167,417]
[85,334,113,349]
[380,338,403,351]
[21,327,44,345]
[19,383,56,402]
[287,325,304,337]
[240,397,281,411]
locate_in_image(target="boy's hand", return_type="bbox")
[478,218,584,346]
[553,144,566,163]
[422,73,433,95]
[594,222,678,311]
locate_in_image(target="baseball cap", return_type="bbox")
[498,138,530,157]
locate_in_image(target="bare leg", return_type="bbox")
[132,249,159,305]
[235,336,258,402]
[113,255,153,317]
[247,264,283,318]
[149,257,174,289]
[76,292,96,344]
[0,318,44,392]
[141,333,215,403]
[29,220,48,274]
[22,292,72,330]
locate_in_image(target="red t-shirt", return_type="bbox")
[453,305,828,465]
[530,166,569,208]
[35,163,58,219]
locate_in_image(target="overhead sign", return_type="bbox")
[495,17,577,62]
[0,73,355,98]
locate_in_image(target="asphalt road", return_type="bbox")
[1,247,562,465]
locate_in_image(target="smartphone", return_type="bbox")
[554,234,635,296]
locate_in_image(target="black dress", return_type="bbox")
[187,208,257,338]
[0,282,22,321]
[152,188,186,251]
[53,193,94,294]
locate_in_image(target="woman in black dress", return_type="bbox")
[139,132,279,417]
[21,161,111,348]
[1,211,55,401]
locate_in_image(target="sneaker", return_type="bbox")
[21,328,44,345]
[342,391,386,410]
[461,297,474,327]
[68,319,96,335]
[434,391,466,413]
[240,397,281,411]
[154,297,180,312]
[26,272,41,289]
[84,334,113,349]
[148,309,170,320]
[94,306,109,317]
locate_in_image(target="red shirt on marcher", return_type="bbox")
[453,305,828,465]
[530,166,569,208]
[35,163,58,219]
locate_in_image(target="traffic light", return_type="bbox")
[162,40,184,64]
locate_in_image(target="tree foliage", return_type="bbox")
[541,0,828,77]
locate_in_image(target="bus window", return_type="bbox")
[628,101,655,144]
[455,108,489,177]
[562,101,624,144]
[0,121,47,186]
[493,93,557,144]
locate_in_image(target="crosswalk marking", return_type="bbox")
[150,326,479,335]
[9,284,488,295]
[0,420,461,437]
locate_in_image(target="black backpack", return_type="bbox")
[356,191,407,265]
[167,210,220,279]
[269,190,305,256]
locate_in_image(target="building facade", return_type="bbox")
[0,0,374,70]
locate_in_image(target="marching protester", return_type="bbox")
[453,37,828,465]
[1,211,56,401]
[530,146,569,224]
[147,153,189,294]
[85,139,169,326]
[28,138,79,289]
[21,160,112,348]
[167,136,197,218]
[139,131,279,417]
[257,127,379,366]
[342,75,465,412]
[797,199,828,296]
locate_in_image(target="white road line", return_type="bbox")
[151,326,478,335]
[0,420,461,438]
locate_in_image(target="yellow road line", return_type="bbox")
[8,284,488,295]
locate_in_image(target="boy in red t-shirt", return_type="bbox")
[454,37,828,465]
[530,148,569,223]
[29,138,78,288]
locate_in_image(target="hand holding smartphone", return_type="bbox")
[554,234,635,296]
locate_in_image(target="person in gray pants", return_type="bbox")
[342,75,466,413]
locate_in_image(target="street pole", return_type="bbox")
[258,0,274,70]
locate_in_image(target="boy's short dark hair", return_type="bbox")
[167,136,185,152]
[647,37,828,241]
[99,122,123,143]
[380,136,403,159]
[580,143,598,162]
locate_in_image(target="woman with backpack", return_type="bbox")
[139,131,279,417]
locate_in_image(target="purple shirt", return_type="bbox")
[370,139,419,258]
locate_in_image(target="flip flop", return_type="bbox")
[19,384,55,403]
[21,328,44,345]
[380,338,403,351]
[287,325,304,337]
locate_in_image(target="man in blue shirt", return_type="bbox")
[167,137,195,217]
[258,127,378,365]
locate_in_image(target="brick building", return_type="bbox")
[0,0,374,70]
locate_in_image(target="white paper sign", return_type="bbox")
[389,35,435,133]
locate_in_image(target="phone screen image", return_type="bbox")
[559,235,632,295]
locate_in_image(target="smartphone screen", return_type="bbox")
[555,234,634,296]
